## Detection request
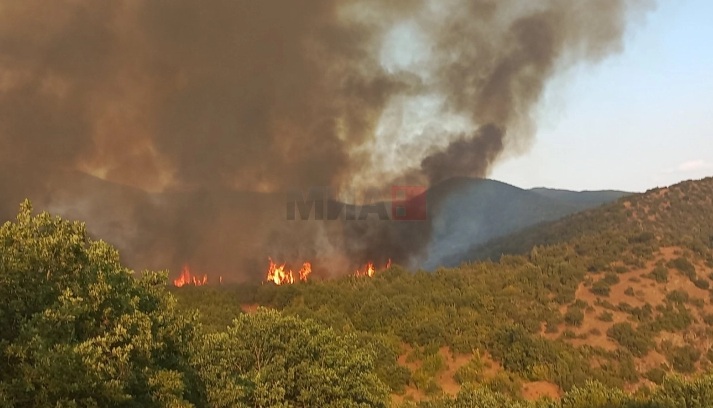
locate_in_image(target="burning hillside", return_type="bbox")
[263,258,391,286]
[0,1,652,281]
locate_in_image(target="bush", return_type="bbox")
[591,280,612,297]
[666,345,701,373]
[614,265,629,274]
[648,266,669,283]
[644,367,667,385]
[668,257,696,279]
[485,371,522,398]
[666,290,690,304]
[564,307,585,327]
[603,272,621,285]
[421,352,446,376]
[454,353,485,385]
[598,311,614,322]
[562,329,577,339]
[651,303,694,332]
[607,322,654,357]
[694,278,710,290]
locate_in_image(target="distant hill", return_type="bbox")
[529,187,630,209]
[420,178,629,269]
[469,177,712,262]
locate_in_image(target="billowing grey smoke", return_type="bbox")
[0,0,653,280]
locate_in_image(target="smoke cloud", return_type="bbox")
[0,0,653,280]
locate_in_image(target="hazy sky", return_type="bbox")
[490,0,713,193]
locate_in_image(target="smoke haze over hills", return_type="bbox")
[0,1,652,280]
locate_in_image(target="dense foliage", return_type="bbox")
[3,176,713,406]
[176,177,713,402]
[0,201,201,407]
[0,202,389,407]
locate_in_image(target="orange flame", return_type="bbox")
[265,258,391,285]
[267,258,295,285]
[266,259,313,285]
[298,262,312,282]
[355,262,375,278]
[355,259,391,278]
[173,265,208,287]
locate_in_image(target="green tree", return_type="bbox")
[559,381,632,408]
[606,322,653,357]
[0,201,202,407]
[652,374,713,408]
[193,308,389,408]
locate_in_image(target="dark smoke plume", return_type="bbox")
[0,0,653,280]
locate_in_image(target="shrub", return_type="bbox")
[648,266,669,283]
[454,353,486,385]
[668,257,696,279]
[644,367,666,385]
[666,290,690,304]
[666,345,701,373]
[603,272,621,285]
[607,322,654,357]
[694,278,710,290]
[564,307,585,327]
[598,311,614,322]
[591,280,611,296]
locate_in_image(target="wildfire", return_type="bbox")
[355,262,375,278]
[266,258,312,285]
[267,258,294,285]
[173,265,208,287]
[355,259,391,278]
[298,262,312,282]
[264,258,391,285]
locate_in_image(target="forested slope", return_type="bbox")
[4,177,713,407]
[175,177,713,404]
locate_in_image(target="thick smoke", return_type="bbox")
[0,0,652,280]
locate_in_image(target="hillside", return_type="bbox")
[173,176,713,405]
[420,178,628,269]
[469,177,713,262]
[4,177,713,407]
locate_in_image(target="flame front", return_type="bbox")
[267,258,295,285]
[173,265,208,287]
[355,262,375,278]
[355,259,391,278]
[265,258,391,285]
